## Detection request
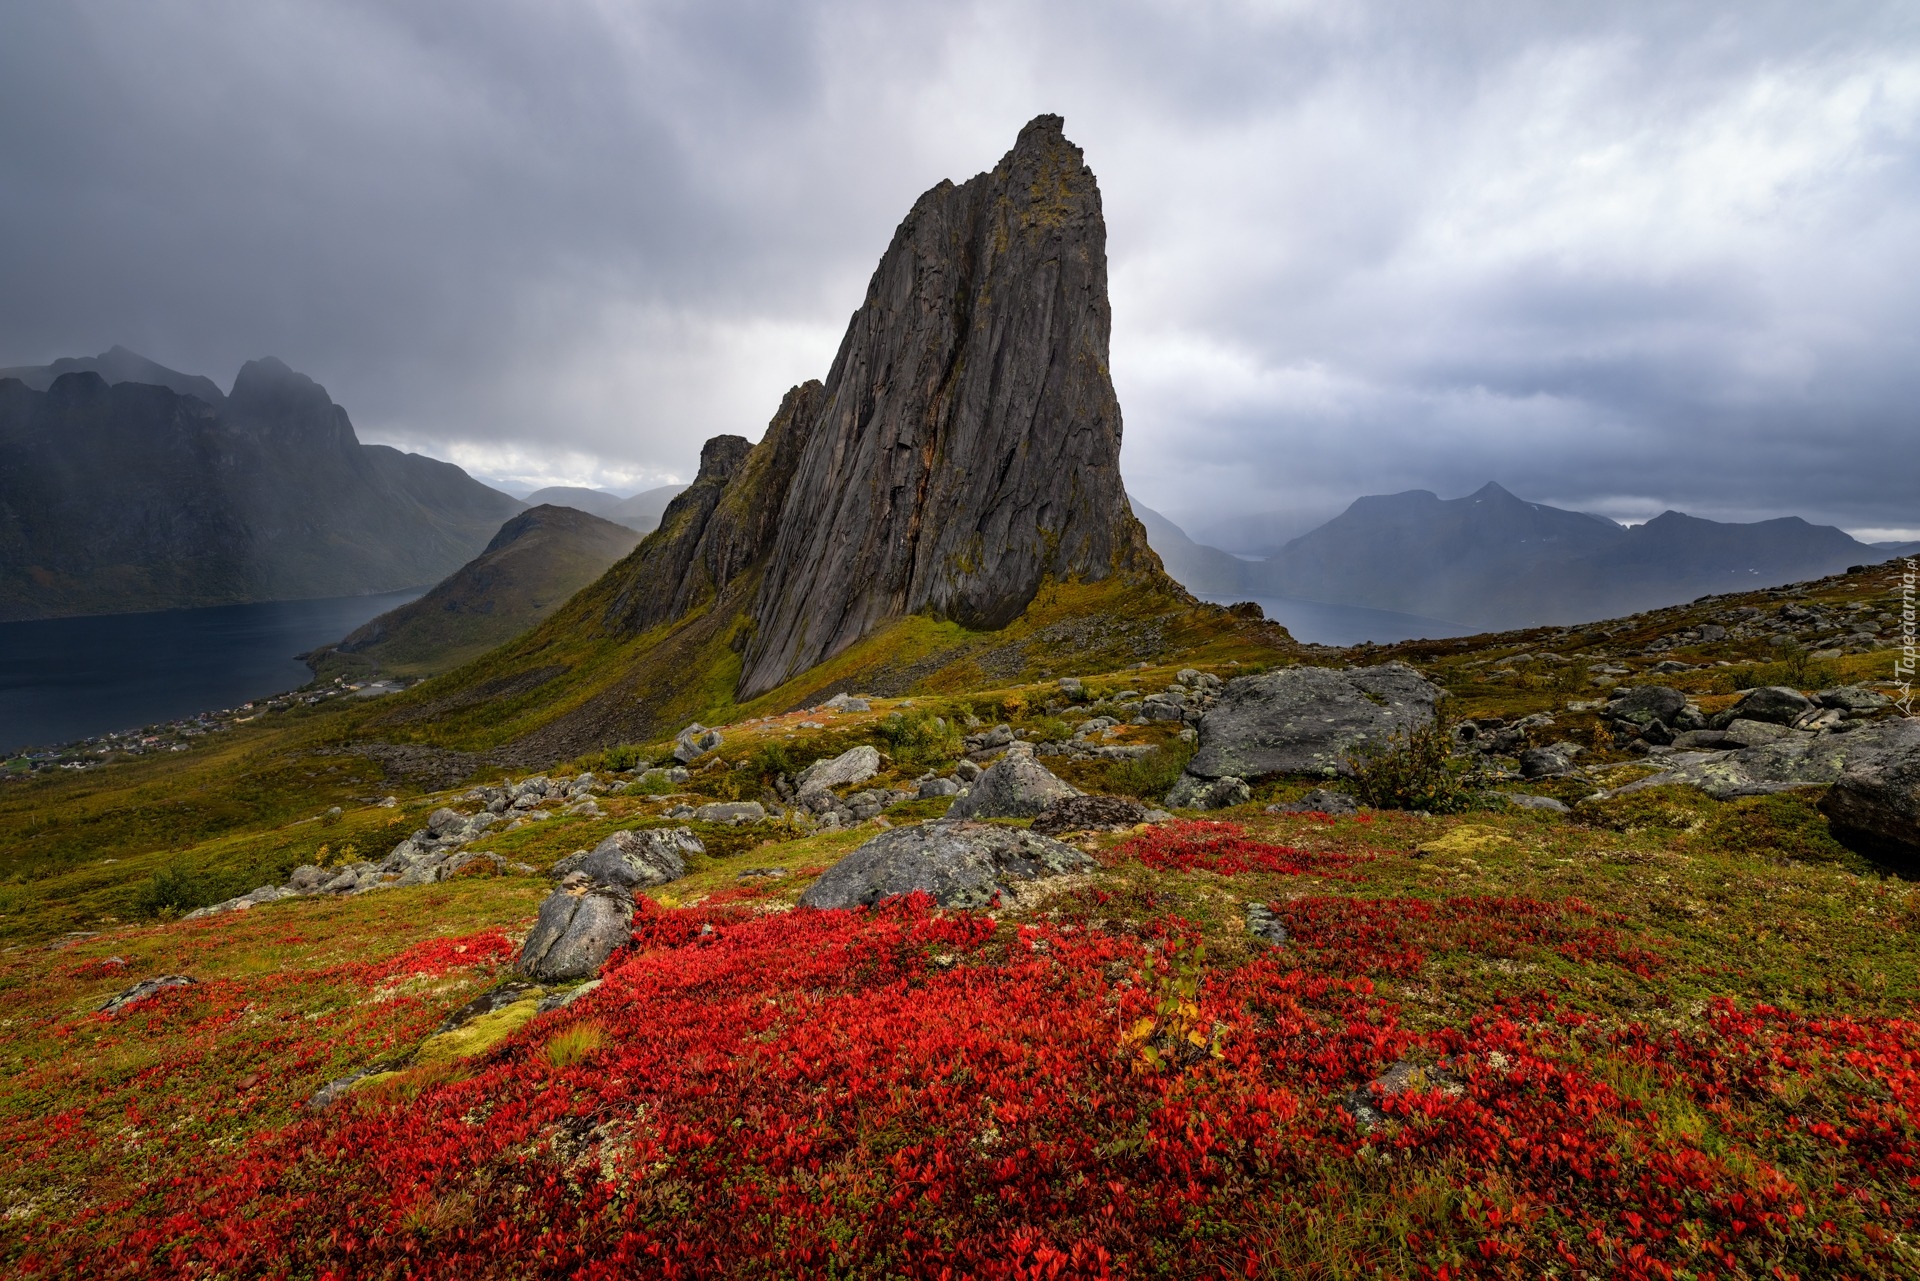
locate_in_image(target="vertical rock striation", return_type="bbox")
[736,114,1147,697]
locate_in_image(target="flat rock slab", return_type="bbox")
[799,820,1095,911]
[946,749,1080,820]
[1185,661,1442,782]
[1613,720,1915,802]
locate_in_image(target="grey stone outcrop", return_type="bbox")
[798,820,1094,911]
[1179,662,1442,785]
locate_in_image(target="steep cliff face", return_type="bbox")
[736,114,1149,697]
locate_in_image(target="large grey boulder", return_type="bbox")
[1605,686,1688,730]
[517,886,636,982]
[1182,662,1442,783]
[673,724,723,764]
[1718,686,1813,727]
[795,745,880,792]
[945,747,1080,819]
[552,827,702,888]
[799,820,1094,910]
[1817,718,1920,858]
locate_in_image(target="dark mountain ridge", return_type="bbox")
[1136,481,1894,631]
[0,355,523,621]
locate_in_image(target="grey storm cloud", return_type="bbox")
[2,0,1917,543]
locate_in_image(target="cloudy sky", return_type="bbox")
[4,1,1917,549]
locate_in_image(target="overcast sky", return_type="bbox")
[4,1,1917,549]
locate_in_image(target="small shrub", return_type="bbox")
[1347,715,1477,813]
[132,864,217,919]
[1027,716,1075,744]
[873,709,962,773]
[544,1022,605,1069]
[1105,739,1196,801]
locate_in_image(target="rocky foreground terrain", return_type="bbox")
[1,116,1915,1278]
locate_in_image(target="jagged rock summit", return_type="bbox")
[737,113,1147,695]
[590,114,1155,702]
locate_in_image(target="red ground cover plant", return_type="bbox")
[1114,819,1372,880]
[16,892,1912,1280]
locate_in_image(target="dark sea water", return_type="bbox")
[0,590,424,754]
[1197,593,1479,647]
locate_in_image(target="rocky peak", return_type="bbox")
[579,115,1164,705]
[735,113,1149,696]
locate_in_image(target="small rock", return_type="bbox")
[1497,792,1571,814]
[1724,686,1814,727]
[1266,788,1358,815]
[1519,742,1584,779]
[673,724,724,764]
[917,777,961,799]
[1245,902,1288,946]
[1030,794,1150,836]
[693,801,767,825]
[737,866,791,879]
[99,975,198,1015]
[1164,774,1251,810]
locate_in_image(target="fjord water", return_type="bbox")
[0,590,424,754]
[1198,593,1479,647]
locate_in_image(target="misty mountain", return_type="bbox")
[1212,482,1890,630]
[1129,498,1250,598]
[0,353,524,621]
[308,504,642,680]
[523,486,627,519]
[0,345,228,407]
[523,484,687,533]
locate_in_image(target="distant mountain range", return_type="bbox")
[307,504,643,680]
[0,350,523,621]
[522,484,687,534]
[1134,482,1912,632]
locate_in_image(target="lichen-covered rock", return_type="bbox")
[945,748,1080,820]
[737,114,1155,697]
[1165,774,1252,810]
[1817,719,1920,859]
[693,801,767,826]
[1030,794,1149,836]
[1610,719,1915,801]
[517,886,636,982]
[795,745,880,793]
[798,820,1094,911]
[1182,662,1441,783]
[551,827,702,887]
